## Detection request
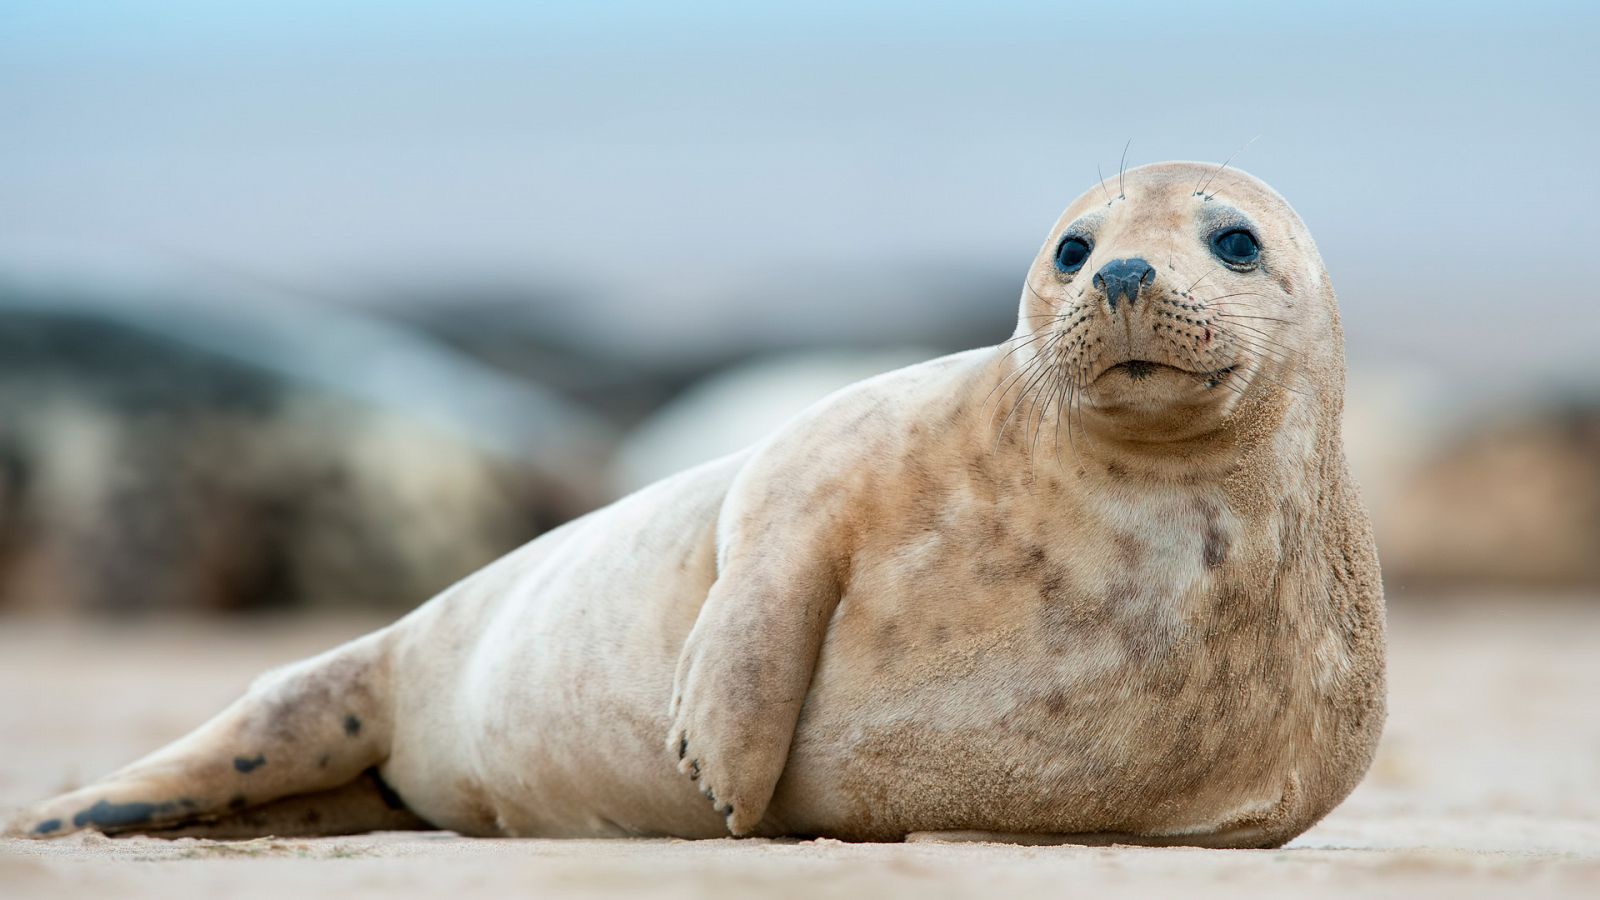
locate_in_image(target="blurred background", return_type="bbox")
[5,4,1600,888]
[0,0,1596,615]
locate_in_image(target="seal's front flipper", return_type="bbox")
[9,630,403,839]
[666,523,845,836]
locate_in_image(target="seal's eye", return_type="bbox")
[1211,228,1260,266]
[1054,236,1092,273]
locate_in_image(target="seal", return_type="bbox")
[10,162,1385,848]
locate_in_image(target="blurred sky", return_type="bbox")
[2,1,1598,381]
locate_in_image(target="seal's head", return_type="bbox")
[1012,161,1340,445]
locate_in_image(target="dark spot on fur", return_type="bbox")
[1276,273,1294,294]
[874,621,901,652]
[1199,501,1229,569]
[1277,497,1305,561]
[1114,532,1143,566]
[688,759,701,779]
[228,794,249,811]
[1106,462,1127,480]
[32,818,62,835]
[233,754,267,774]
[1039,567,1069,604]
[343,714,362,737]
[677,737,688,760]
[318,753,331,769]
[72,799,172,829]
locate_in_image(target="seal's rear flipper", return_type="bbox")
[132,768,430,839]
[10,629,406,839]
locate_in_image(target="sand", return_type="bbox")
[2,596,1597,898]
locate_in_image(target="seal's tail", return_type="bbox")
[8,628,426,839]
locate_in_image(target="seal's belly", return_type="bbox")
[772,642,1303,840]
[765,563,1313,841]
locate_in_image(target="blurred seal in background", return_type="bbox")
[0,257,610,615]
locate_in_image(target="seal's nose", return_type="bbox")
[1092,258,1157,311]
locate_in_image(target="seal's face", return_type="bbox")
[1015,161,1326,444]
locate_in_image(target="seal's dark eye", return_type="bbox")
[1211,229,1260,266]
[1054,236,1092,273]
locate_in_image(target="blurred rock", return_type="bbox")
[1346,368,1600,591]
[1379,402,1600,589]
[375,264,1016,418]
[0,277,613,615]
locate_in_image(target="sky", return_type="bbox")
[2,1,1597,380]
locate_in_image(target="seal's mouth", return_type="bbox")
[1106,360,1170,381]
[1093,360,1239,387]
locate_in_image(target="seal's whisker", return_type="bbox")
[1005,345,1064,443]
[1195,135,1259,200]
[989,340,1053,388]
[1211,320,1300,356]
[1000,330,1052,350]
[1056,356,1086,464]
[988,328,1071,400]
[1238,353,1312,398]
[1215,333,1312,397]
[1026,368,1059,474]
[1023,280,1071,310]
[984,342,1054,412]
[1217,329,1299,365]
[1052,378,1068,465]
[1210,316,1295,347]
[1117,139,1132,200]
[992,337,1063,451]
[1043,369,1074,467]
[992,337,1056,441]
[1097,164,1114,206]
[1212,311,1300,326]
[1177,341,1248,393]
[1036,340,1076,467]
[1163,331,1249,398]
[1073,367,1091,446]
[1184,266,1222,295]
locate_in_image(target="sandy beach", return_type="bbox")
[3,596,1597,898]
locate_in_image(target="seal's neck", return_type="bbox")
[979,345,1345,516]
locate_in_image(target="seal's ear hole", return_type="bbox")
[1210,229,1260,267]
[1054,236,1092,273]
